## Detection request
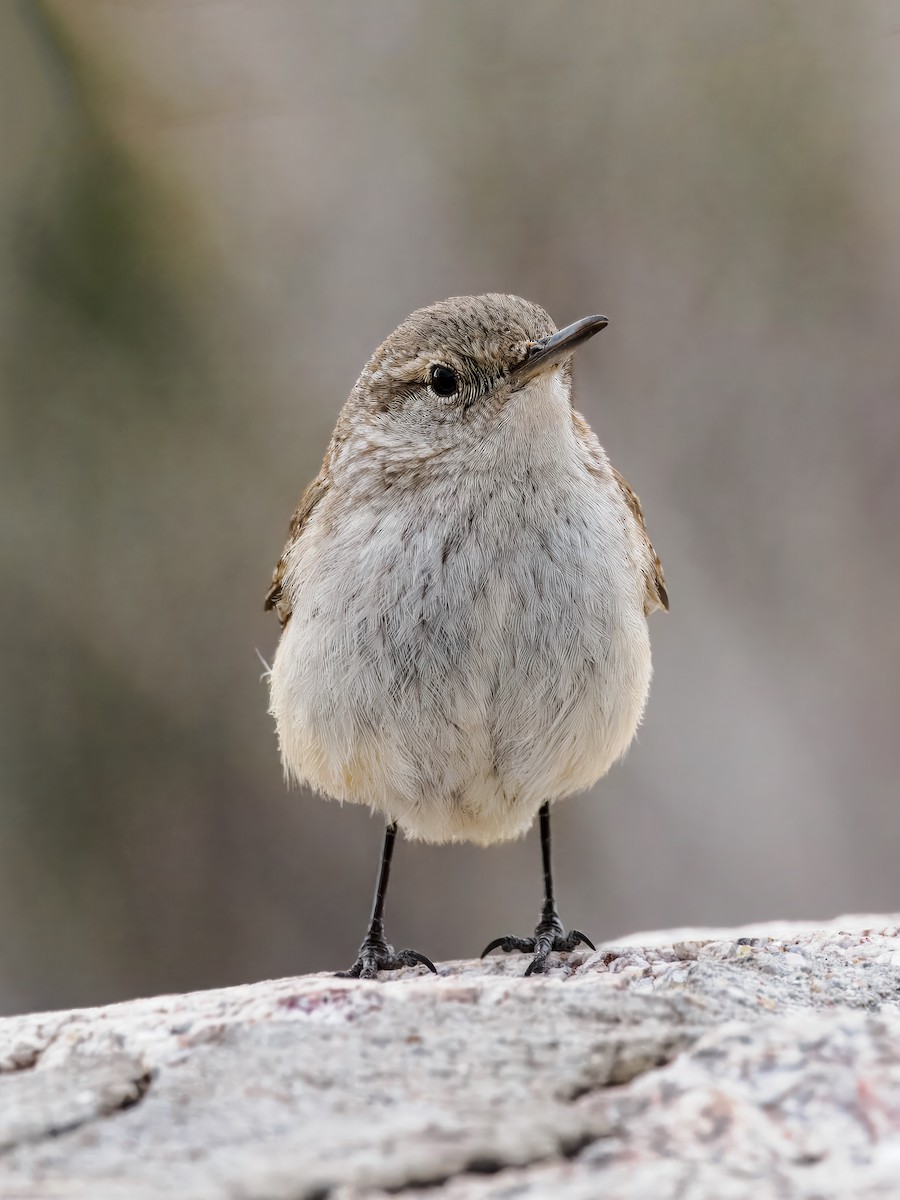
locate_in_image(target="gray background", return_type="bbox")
[2,1,899,1015]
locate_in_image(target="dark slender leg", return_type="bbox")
[539,801,556,925]
[337,823,437,980]
[481,802,595,975]
[364,821,396,949]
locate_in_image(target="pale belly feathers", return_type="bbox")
[269,464,651,844]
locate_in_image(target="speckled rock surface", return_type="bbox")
[1,915,899,1199]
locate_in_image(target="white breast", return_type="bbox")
[270,379,652,844]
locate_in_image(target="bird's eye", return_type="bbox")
[428,365,459,397]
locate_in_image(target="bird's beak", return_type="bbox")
[509,314,609,385]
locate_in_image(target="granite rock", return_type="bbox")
[0,915,898,1199]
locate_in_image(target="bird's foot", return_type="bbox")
[481,909,595,976]
[336,931,437,981]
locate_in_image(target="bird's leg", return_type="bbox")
[337,822,437,980]
[481,802,595,975]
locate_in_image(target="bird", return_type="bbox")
[265,294,667,979]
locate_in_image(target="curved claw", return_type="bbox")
[567,930,597,952]
[397,949,438,974]
[481,935,536,959]
[336,940,438,980]
[481,919,596,972]
[524,954,549,978]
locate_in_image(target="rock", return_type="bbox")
[0,915,899,1199]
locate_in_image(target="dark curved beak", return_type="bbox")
[510,314,608,384]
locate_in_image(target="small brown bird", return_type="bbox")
[265,294,667,978]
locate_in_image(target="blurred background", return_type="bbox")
[1,0,899,1016]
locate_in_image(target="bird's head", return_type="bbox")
[348,294,607,458]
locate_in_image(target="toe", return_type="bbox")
[481,935,536,958]
[524,954,549,977]
[566,929,596,952]
[481,936,510,958]
[396,949,438,973]
[337,946,438,980]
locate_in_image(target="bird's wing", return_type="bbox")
[610,466,669,615]
[264,466,331,628]
[572,410,668,616]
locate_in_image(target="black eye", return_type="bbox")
[428,365,459,397]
